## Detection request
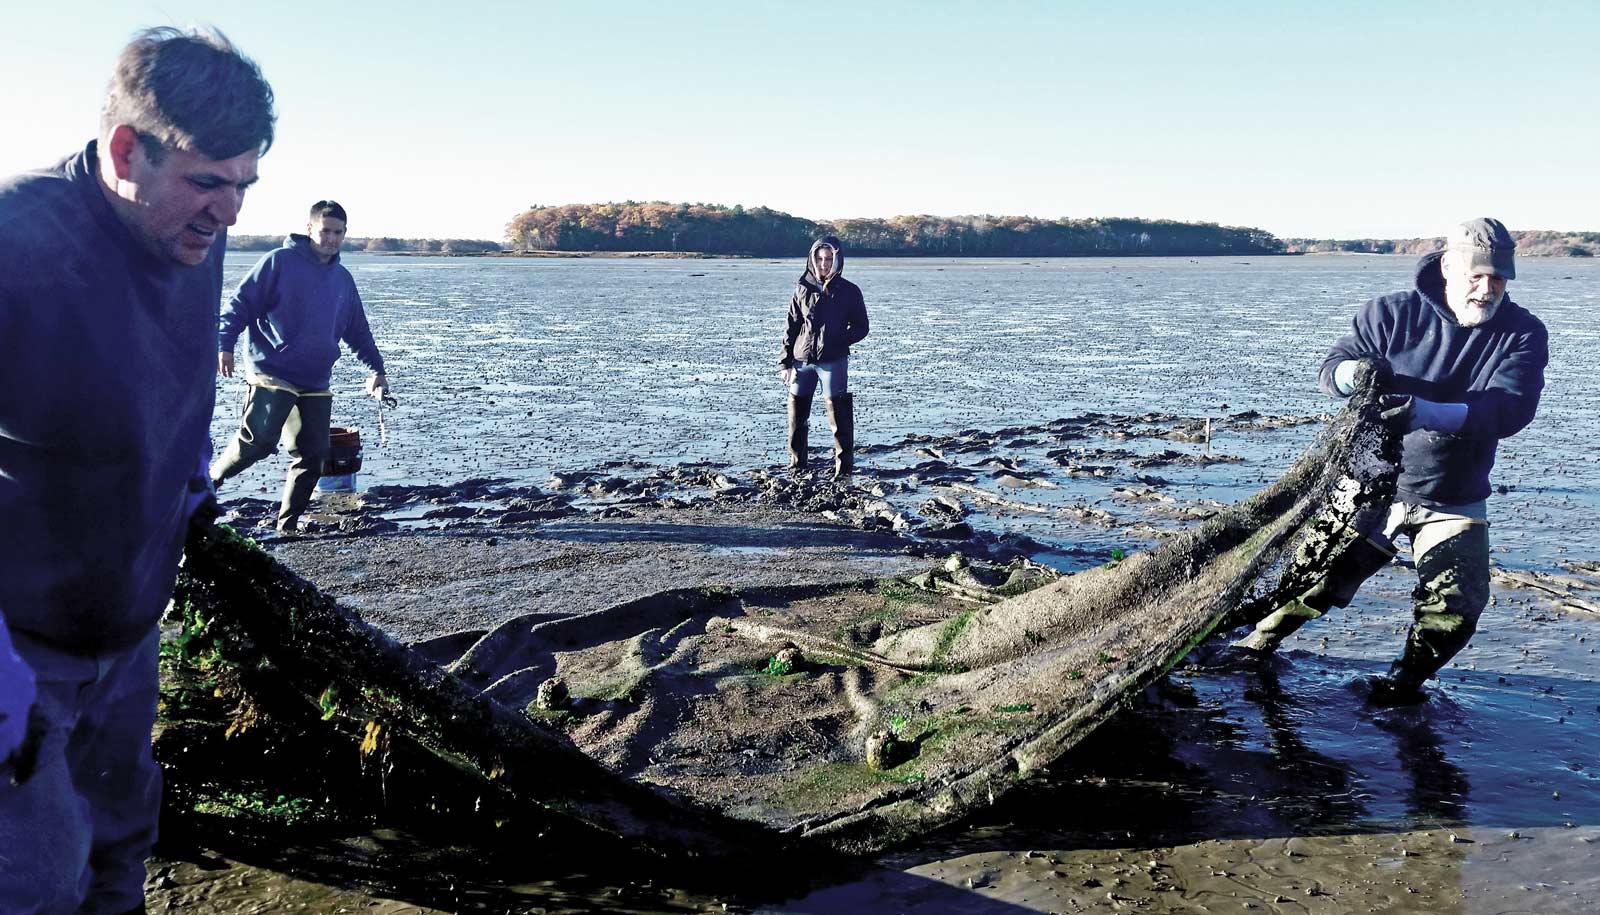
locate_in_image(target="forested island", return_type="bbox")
[503,202,1284,257]
[225,208,1596,259]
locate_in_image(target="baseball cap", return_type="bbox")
[1447,217,1516,279]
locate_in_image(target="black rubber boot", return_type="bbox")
[825,393,855,479]
[1366,667,1429,706]
[1368,617,1466,707]
[787,394,812,471]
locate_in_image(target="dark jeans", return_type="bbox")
[0,629,160,914]
[210,384,333,529]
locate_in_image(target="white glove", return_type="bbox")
[1333,360,1361,395]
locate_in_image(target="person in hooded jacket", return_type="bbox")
[780,236,868,477]
[1233,218,1547,705]
[212,199,390,533]
[0,27,275,914]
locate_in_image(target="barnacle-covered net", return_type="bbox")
[170,381,1397,856]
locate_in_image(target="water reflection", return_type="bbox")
[1373,708,1472,826]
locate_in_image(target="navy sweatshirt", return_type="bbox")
[782,237,868,367]
[218,235,384,390]
[0,142,222,653]
[1319,252,1547,506]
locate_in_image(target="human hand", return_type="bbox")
[780,367,794,387]
[218,352,235,378]
[366,373,390,400]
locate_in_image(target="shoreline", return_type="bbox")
[225,245,1598,260]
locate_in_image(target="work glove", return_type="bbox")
[1334,355,1393,395]
[1,619,41,785]
[1378,394,1468,435]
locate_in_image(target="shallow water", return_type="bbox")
[203,253,1600,912]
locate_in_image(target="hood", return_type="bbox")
[802,235,844,287]
[286,233,339,264]
[1414,249,1518,329]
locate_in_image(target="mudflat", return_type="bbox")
[149,456,1600,913]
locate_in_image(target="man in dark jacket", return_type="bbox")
[779,235,869,478]
[212,200,390,533]
[0,27,274,913]
[1235,218,1548,705]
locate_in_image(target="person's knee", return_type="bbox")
[290,446,329,472]
[1415,529,1490,623]
[230,434,278,465]
[1413,570,1488,626]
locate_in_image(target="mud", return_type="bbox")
[152,430,1600,911]
[153,255,1600,912]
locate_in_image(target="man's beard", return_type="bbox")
[1452,293,1503,327]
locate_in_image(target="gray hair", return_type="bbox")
[101,26,276,161]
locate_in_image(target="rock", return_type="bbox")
[775,646,803,673]
[535,677,570,710]
[865,729,902,771]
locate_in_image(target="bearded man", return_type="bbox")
[1235,217,1548,705]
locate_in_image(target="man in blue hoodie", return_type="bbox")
[212,200,390,534]
[1234,218,1548,705]
[0,27,275,914]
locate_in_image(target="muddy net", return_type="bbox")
[171,378,1397,857]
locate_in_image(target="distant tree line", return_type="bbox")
[228,235,504,254]
[504,202,1286,257]
[1284,230,1597,258]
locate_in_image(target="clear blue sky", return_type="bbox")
[4,1,1595,241]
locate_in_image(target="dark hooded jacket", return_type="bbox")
[218,234,385,390]
[0,142,222,653]
[781,236,868,367]
[1319,251,1547,506]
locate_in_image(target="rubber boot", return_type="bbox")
[787,394,812,471]
[1235,597,1323,653]
[1369,533,1489,706]
[1235,535,1396,653]
[1366,657,1430,707]
[825,393,855,480]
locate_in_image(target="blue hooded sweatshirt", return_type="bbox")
[0,142,222,653]
[1319,251,1547,506]
[218,235,385,390]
